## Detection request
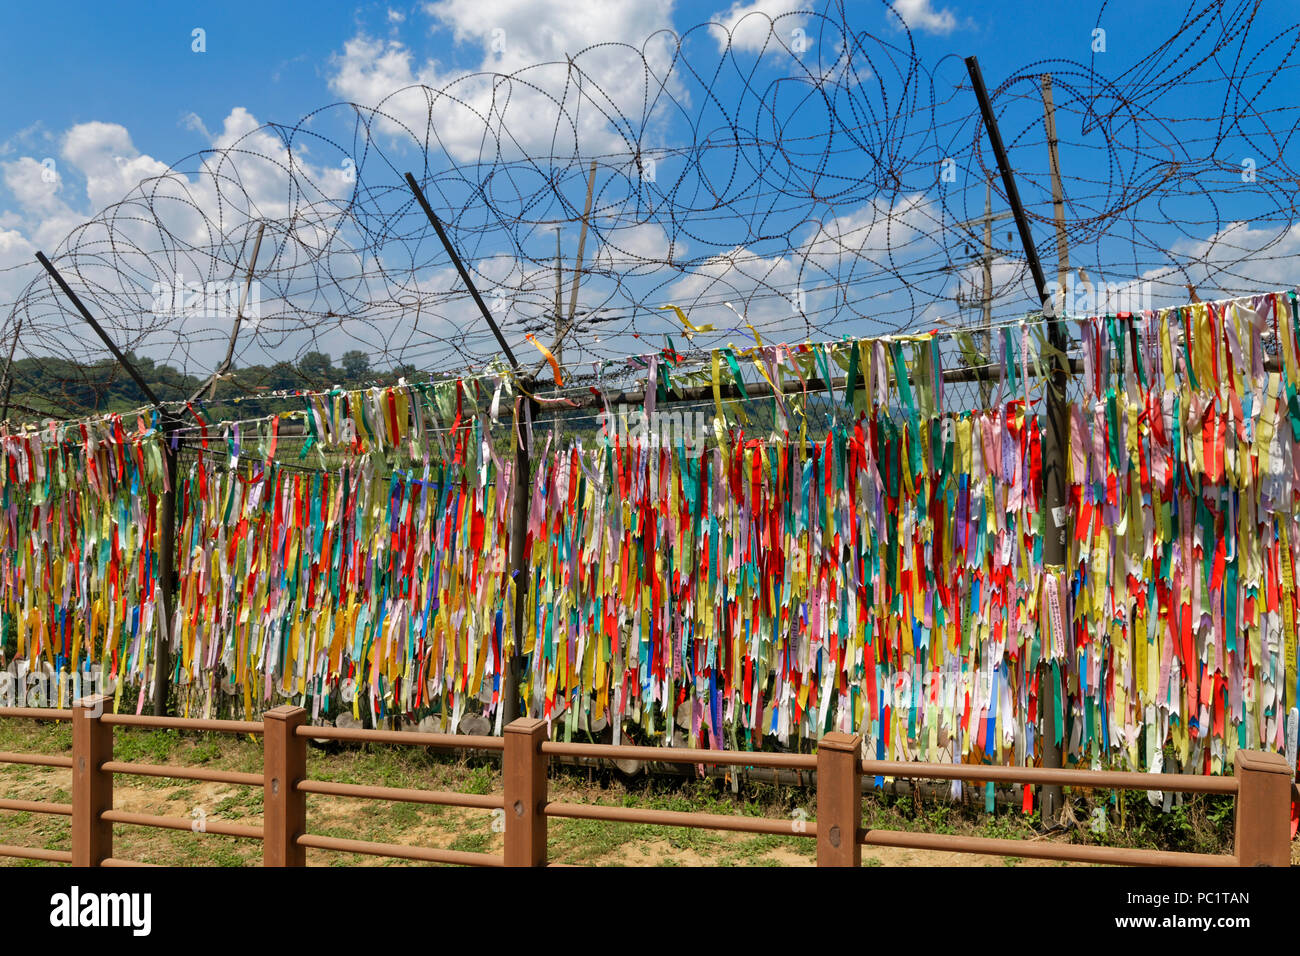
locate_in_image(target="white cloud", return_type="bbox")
[707,0,813,54]
[657,193,947,340]
[889,0,958,36]
[953,254,1031,312]
[0,108,388,374]
[181,111,212,140]
[61,122,172,214]
[667,244,805,333]
[594,223,677,268]
[943,220,1300,326]
[328,0,682,163]
[0,229,35,277]
[3,156,67,218]
[800,193,937,272]
[1142,220,1300,302]
[1,156,89,260]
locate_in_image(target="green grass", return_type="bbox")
[448,831,491,853]
[113,729,184,764]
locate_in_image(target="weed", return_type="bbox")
[389,802,420,827]
[449,831,490,853]
[189,739,223,764]
[113,729,181,763]
[462,764,496,795]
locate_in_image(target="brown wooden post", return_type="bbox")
[816,731,862,867]
[71,694,113,866]
[263,705,308,866]
[1233,749,1291,866]
[503,717,548,866]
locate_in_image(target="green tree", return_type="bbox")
[297,351,334,382]
[341,350,371,382]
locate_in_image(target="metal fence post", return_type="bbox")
[504,392,537,726]
[263,705,308,866]
[154,438,177,716]
[1233,750,1291,866]
[816,731,862,867]
[71,694,112,866]
[503,717,548,866]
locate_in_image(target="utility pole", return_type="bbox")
[553,227,563,368]
[538,160,598,379]
[978,179,1010,354]
[966,55,1069,826]
[953,177,1013,406]
[1041,74,1070,316]
[565,160,598,329]
[193,221,266,402]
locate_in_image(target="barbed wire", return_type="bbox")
[2,0,1295,423]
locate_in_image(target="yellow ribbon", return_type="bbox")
[659,304,714,340]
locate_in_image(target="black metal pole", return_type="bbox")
[403,173,520,369]
[155,438,177,716]
[36,250,176,716]
[37,251,165,408]
[191,221,266,403]
[964,58,1050,310]
[0,315,23,421]
[403,173,533,724]
[505,392,537,726]
[965,56,1068,824]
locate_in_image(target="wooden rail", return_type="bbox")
[0,698,1291,867]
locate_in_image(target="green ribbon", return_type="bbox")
[890,343,921,476]
[844,340,859,409]
[722,348,749,400]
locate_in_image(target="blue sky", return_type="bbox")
[0,0,1295,379]
[0,1,1224,146]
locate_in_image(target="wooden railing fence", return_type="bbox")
[0,696,1290,867]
